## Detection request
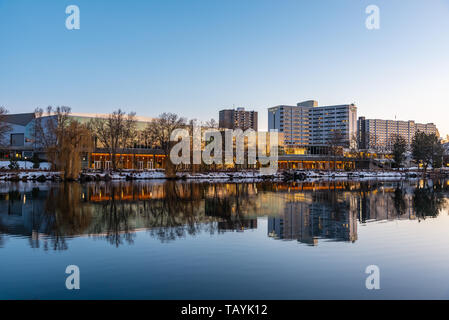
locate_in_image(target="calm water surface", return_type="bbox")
[1,180,449,299]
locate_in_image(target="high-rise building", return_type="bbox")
[357,117,439,151]
[268,100,357,147]
[219,108,258,131]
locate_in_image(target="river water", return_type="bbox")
[1,180,448,299]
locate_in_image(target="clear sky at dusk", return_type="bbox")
[1,0,448,135]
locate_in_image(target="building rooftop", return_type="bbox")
[70,112,155,123]
[3,112,156,125]
[3,113,35,126]
[359,117,435,125]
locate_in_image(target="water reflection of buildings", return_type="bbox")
[0,185,49,237]
[0,181,447,249]
[267,181,448,246]
[357,186,416,222]
[204,195,258,232]
[268,196,358,246]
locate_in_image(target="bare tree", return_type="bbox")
[34,106,72,168]
[89,109,137,170]
[34,106,93,179]
[204,118,218,129]
[326,130,345,170]
[143,112,187,177]
[120,112,137,168]
[349,133,361,159]
[0,106,12,149]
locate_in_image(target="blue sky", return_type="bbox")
[1,0,448,135]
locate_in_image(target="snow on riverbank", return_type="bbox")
[312,171,404,179]
[0,161,51,170]
[177,171,283,180]
[82,170,166,180]
[81,170,283,181]
[287,170,418,181]
[0,171,61,181]
[0,168,435,182]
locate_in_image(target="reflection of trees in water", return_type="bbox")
[356,181,388,223]
[392,183,407,216]
[389,180,448,220]
[138,181,213,242]
[86,182,261,243]
[2,180,449,250]
[356,181,416,222]
[413,181,446,221]
[0,224,6,247]
[84,182,214,244]
[142,182,260,241]
[357,180,448,222]
[92,190,136,247]
[205,183,258,232]
[0,184,95,251]
[0,191,20,247]
[43,184,93,250]
[17,181,261,248]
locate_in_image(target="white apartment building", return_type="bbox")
[358,117,439,151]
[268,100,357,147]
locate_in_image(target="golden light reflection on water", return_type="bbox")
[0,180,448,249]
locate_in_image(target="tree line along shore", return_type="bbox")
[1,106,447,181]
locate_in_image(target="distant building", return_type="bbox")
[0,112,36,160]
[358,117,439,151]
[219,108,258,131]
[268,100,357,147]
[0,112,166,169]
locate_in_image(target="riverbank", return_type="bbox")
[80,170,284,182]
[1,168,447,182]
[0,170,281,182]
[285,170,412,180]
[0,171,62,182]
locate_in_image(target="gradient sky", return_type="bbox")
[1,0,448,135]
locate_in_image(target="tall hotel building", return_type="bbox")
[219,107,258,131]
[268,100,357,147]
[358,117,439,150]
